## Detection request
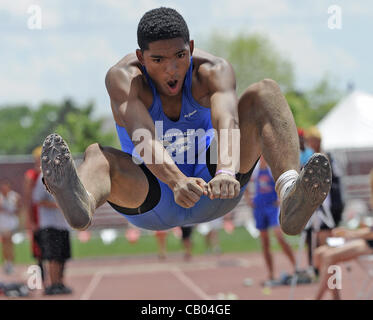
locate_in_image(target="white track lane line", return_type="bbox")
[80,271,104,300]
[171,268,211,300]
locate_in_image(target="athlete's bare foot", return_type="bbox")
[280,153,332,235]
[41,133,94,230]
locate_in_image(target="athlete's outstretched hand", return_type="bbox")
[172,177,208,208]
[206,174,240,200]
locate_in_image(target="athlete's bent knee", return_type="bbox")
[84,143,103,157]
[240,78,280,105]
[258,78,280,92]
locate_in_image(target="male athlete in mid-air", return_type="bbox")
[41,7,332,235]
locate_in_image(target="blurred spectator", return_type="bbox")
[154,230,168,260]
[245,157,296,285]
[197,218,223,255]
[298,128,314,167]
[313,226,373,300]
[32,175,72,295]
[181,226,194,261]
[23,146,44,281]
[154,227,194,261]
[304,127,344,252]
[305,126,322,154]
[0,180,21,275]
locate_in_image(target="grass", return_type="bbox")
[0,227,300,265]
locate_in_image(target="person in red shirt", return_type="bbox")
[23,146,44,281]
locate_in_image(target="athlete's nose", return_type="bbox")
[165,60,177,76]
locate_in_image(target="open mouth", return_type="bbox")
[167,80,178,90]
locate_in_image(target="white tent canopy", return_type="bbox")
[317,90,373,151]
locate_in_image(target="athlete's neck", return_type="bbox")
[159,92,183,121]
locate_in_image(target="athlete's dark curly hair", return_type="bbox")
[137,7,190,51]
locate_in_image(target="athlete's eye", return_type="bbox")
[152,58,161,63]
[177,52,186,58]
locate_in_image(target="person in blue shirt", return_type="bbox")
[40,7,331,238]
[245,157,296,284]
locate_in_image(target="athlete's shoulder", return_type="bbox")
[193,49,234,77]
[193,49,235,91]
[105,53,144,102]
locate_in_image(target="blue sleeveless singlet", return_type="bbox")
[254,167,277,206]
[113,57,249,230]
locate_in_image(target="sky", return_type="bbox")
[1,0,372,116]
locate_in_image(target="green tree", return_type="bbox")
[203,32,295,95]
[0,99,118,155]
[303,75,342,125]
[286,76,342,129]
[285,90,314,128]
[55,103,118,153]
[0,105,34,154]
[203,32,341,128]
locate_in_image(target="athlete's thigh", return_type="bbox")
[237,86,262,173]
[123,179,188,230]
[188,157,252,225]
[102,147,149,208]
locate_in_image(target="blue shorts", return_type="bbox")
[108,154,256,231]
[253,205,280,231]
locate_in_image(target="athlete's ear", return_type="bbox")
[189,40,194,55]
[136,49,145,65]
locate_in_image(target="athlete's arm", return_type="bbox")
[202,59,241,199]
[105,66,206,208]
